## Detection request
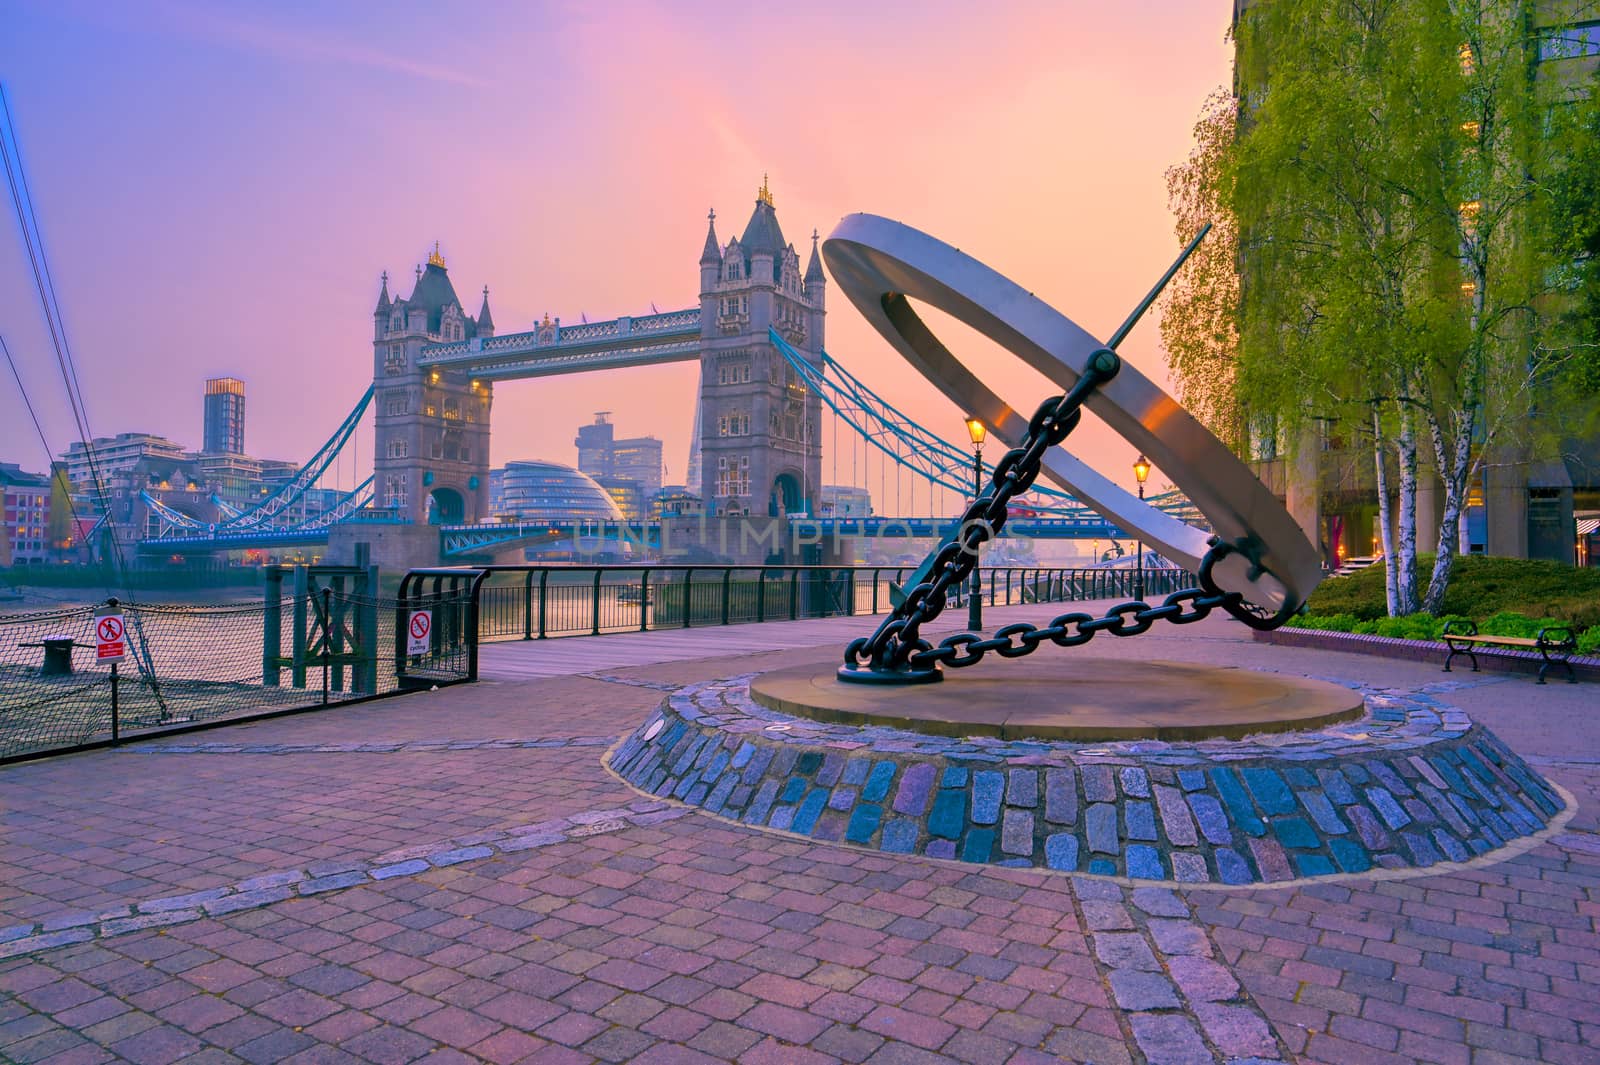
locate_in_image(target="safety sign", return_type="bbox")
[407,610,432,655]
[95,608,127,664]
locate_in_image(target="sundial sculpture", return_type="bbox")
[824,215,1324,684]
[608,214,1566,884]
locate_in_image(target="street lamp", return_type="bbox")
[965,417,986,630]
[1132,453,1151,600]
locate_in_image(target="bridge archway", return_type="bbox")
[427,487,465,525]
[771,471,804,517]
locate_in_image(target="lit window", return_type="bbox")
[1459,42,1475,74]
[1459,200,1481,237]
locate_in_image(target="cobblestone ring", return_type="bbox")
[821,213,1323,614]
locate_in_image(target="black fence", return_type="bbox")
[399,564,1192,644]
[0,584,472,764]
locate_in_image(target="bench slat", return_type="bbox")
[1448,635,1542,647]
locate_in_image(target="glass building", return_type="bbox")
[490,461,625,523]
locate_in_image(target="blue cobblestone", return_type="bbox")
[1083,765,1117,803]
[1186,793,1232,845]
[1298,790,1349,835]
[828,787,858,811]
[1368,760,1413,797]
[1125,845,1164,880]
[1215,848,1253,885]
[795,751,823,775]
[742,777,780,825]
[842,757,870,785]
[941,765,969,789]
[1088,858,1118,876]
[1432,829,1468,863]
[1293,853,1336,877]
[1271,817,1319,850]
[1086,803,1119,855]
[1177,770,1208,792]
[741,746,775,785]
[792,789,829,835]
[863,760,897,803]
[780,776,807,803]
[972,771,1005,825]
[1044,768,1077,825]
[1119,767,1150,798]
[1210,768,1266,836]
[1006,769,1039,808]
[731,741,756,769]
[1044,833,1079,871]
[961,829,995,863]
[1317,767,1356,805]
[1399,831,1441,866]
[1241,767,1297,815]
[846,804,883,844]
[929,790,966,839]
[1124,801,1157,842]
[881,819,918,853]
[1327,838,1372,873]
[1284,766,1317,788]
[1365,787,1412,830]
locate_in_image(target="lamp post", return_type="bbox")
[1132,453,1151,600]
[965,417,986,630]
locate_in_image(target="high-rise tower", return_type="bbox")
[371,245,495,525]
[696,177,826,517]
[202,377,245,455]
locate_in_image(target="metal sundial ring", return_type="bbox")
[826,214,1324,684]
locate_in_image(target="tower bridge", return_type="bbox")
[371,177,825,533]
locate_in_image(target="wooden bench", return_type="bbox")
[1442,620,1577,685]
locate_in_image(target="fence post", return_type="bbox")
[721,568,731,625]
[110,661,119,744]
[537,570,549,639]
[291,566,308,689]
[523,571,533,640]
[591,568,603,637]
[321,587,331,705]
[871,569,880,614]
[263,566,282,687]
[640,568,651,632]
[683,569,693,629]
[790,567,800,620]
[756,568,766,623]
[359,565,378,693]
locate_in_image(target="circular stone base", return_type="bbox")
[606,664,1567,885]
[752,659,1365,742]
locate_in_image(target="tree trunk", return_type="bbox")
[1371,405,1398,615]
[1394,403,1420,615]
[1423,404,1475,615]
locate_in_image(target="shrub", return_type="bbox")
[1578,627,1600,656]
[1289,613,1362,632]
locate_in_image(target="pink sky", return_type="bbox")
[1,1,1234,508]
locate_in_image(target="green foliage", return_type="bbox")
[1307,555,1600,622]
[1292,555,1600,653]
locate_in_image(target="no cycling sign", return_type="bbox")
[407,610,432,656]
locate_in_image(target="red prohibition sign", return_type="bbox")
[410,613,430,640]
[97,616,124,642]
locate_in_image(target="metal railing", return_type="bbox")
[396,564,1193,670]
[0,581,473,765]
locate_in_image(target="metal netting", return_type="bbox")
[0,590,471,763]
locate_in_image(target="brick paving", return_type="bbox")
[1,611,1597,1063]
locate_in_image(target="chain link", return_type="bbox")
[841,347,1297,681]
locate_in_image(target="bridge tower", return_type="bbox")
[697,178,825,517]
[371,246,494,526]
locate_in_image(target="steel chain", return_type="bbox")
[842,345,1296,679]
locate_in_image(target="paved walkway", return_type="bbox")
[1,610,1597,1064]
